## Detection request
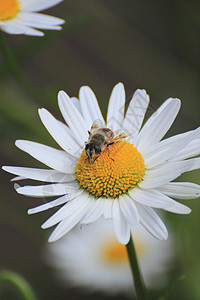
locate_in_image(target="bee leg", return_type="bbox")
[108,145,114,161]
[85,156,90,163]
[92,155,100,164]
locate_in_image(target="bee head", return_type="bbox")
[85,143,101,158]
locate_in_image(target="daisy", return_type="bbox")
[3,83,200,245]
[0,0,64,36]
[47,218,173,295]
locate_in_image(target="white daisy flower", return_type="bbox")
[47,218,173,295]
[3,83,200,244]
[0,0,64,36]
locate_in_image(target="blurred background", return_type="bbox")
[0,0,200,299]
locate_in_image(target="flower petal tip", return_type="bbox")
[38,107,49,118]
[41,221,49,229]
[115,82,124,89]
[79,85,91,96]
[168,97,181,107]
[14,183,20,191]
[48,233,57,243]
[58,90,70,101]
[15,140,23,148]
[48,237,54,243]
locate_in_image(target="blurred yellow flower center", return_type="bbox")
[103,238,144,264]
[76,141,145,198]
[0,0,19,21]
[104,240,128,263]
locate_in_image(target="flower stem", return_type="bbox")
[0,271,37,300]
[0,31,24,83]
[0,31,48,102]
[126,236,147,300]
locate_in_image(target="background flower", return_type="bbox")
[0,0,64,36]
[47,218,174,295]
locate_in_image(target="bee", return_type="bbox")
[85,120,128,162]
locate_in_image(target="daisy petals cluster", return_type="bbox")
[3,83,200,245]
[0,0,64,36]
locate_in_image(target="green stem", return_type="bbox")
[0,30,48,102]
[0,271,37,300]
[0,30,27,85]
[126,236,147,300]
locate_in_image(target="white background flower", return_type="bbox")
[3,83,200,245]
[0,0,64,36]
[47,218,173,295]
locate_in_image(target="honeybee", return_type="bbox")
[85,120,128,162]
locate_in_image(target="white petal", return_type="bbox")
[0,21,25,34]
[11,176,25,181]
[144,127,200,168]
[57,120,83,152]
[119,194,139,227]
[142,130,192,158]
[17,12,64,28]
[158,182,200,199]
[129,188,191,214]
[172,139,200,161]
[58,91,88,144]
[19,0,63,12]
[122,89,150,142]
[106,83,125,131]
[15,182,78,197]
[103,198,113,219]
[0,20,44,36]
[140,160,194,189]
[41,192,89,228]
[38,108,80,156]
[187,157,200,171]
[71,97,81,113]
[81,198,105,224]
[112,200,130,245]
[2,166,75,183]
[79,86,105,129]
[134,203,168,240]
[15,140,76,174]
[48,198,93,242]
[28,190,83,214]
[135,98,181,151]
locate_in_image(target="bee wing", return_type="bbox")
[88,119,104,136]
[113,129,130,141]
[91,119,104,130]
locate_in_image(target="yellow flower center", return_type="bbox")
[76,140,145,198]
[103,237,145,264]
[0,0,19,21]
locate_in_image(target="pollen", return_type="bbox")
[0,0,19,21]
[76,140,145,198]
